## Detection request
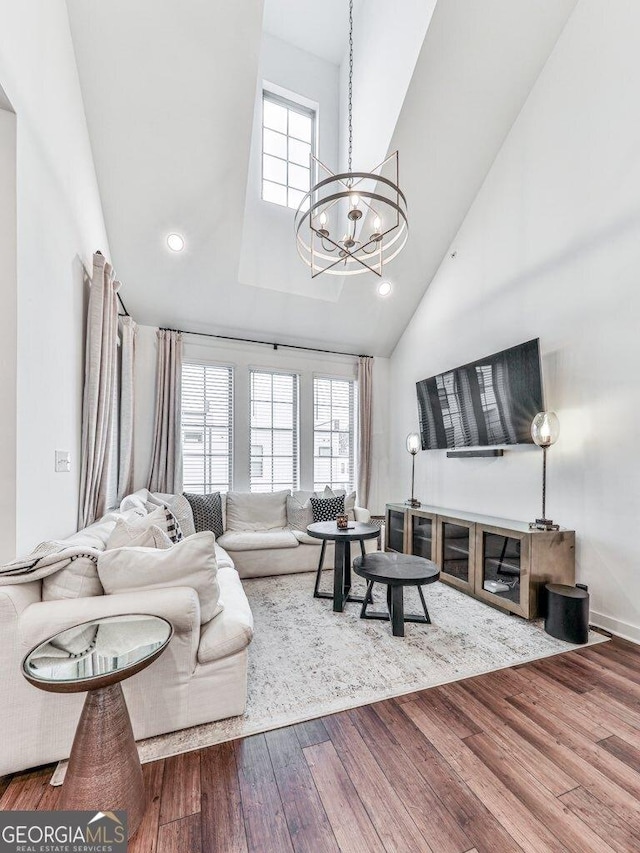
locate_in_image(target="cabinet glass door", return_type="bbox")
[442,522,471,583]
[387,509,405,553]
[480,532,522,604]
[412,516,434,560]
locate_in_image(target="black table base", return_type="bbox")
[314,538,367,611]
[360,581,432,637]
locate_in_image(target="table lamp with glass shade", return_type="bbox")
[405,432,422,508]
[530,411,560,531]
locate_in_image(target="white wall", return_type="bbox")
[133,325,390,514]
[0,98,17,562]
[0,0,109,553]
[238,32,342,301]
[339,0,436,172]
[389,0,640,641]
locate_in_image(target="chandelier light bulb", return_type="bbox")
[166,233,185,252]
[319,211,328,228]
[373,215,382,232]
[350,194,360,208]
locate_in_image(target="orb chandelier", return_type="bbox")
[294,0,408,278]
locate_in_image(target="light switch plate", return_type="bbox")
[55,450,71,473]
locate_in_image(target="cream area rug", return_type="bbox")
[52,571,606,783]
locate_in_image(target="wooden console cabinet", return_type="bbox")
[385,503,575,619]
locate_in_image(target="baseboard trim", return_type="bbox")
[590,611,640,645]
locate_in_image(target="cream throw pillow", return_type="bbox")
[97,531,222,624]
[41,556,103,601]
[286,494,313,531]
[146,492,196,538]
[106,506,182,550]
[106,520,173,551]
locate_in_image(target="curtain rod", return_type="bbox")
[159,327,371,359]
[117,293,130,317]
[94,251,371,358]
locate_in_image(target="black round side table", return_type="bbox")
[307,521,380,613]
[353,552,440,637]
[544,583,589,644]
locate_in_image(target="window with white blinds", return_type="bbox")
[313,377,356,493]
[181,363,233,494]
[250,369,299,492]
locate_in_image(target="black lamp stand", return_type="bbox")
[530,445,559,531]
[406,452,421,508]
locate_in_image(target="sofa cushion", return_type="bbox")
[197,566,253,664]
[217,528,299,552]
[310,494,345,522]
[97,531,222,624]
[215,542,234,570]
[184,492,223,538]
[291,530,323,545]
[225,490,289,531]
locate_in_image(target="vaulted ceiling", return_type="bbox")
[66,0,577,356]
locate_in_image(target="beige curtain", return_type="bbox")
[357,356,374,507]
[78,253,121,528]
[117,315,137,500]
[148,329,183,494]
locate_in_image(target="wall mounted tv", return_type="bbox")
[416,339,544,450]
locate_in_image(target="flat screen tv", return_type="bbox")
[416,339,544,450]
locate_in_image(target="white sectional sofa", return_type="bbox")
[217,488,373,577]
[0,488,372,776]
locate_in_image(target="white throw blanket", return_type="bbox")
[0,540,101,585]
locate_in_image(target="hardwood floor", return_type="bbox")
[3,637,640,852]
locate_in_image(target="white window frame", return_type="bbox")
[249,368,300,492]
[261,88,316,210]
[313,374,357,494]
[181,361,234,494]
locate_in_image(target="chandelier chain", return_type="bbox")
[294,0,407,277]
[348,0,353,176]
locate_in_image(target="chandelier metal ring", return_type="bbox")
[295,184,408,276]
[295,170,409,208]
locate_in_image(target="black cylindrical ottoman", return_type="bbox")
[544,583,589,644]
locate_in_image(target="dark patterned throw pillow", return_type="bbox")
[164,507,184,543]
[310,494,345,523]
[183,492,224,538]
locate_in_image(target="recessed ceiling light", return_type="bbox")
[166,233,185,252]
[377,281,392,297]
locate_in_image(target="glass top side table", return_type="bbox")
[22,614,173,840]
